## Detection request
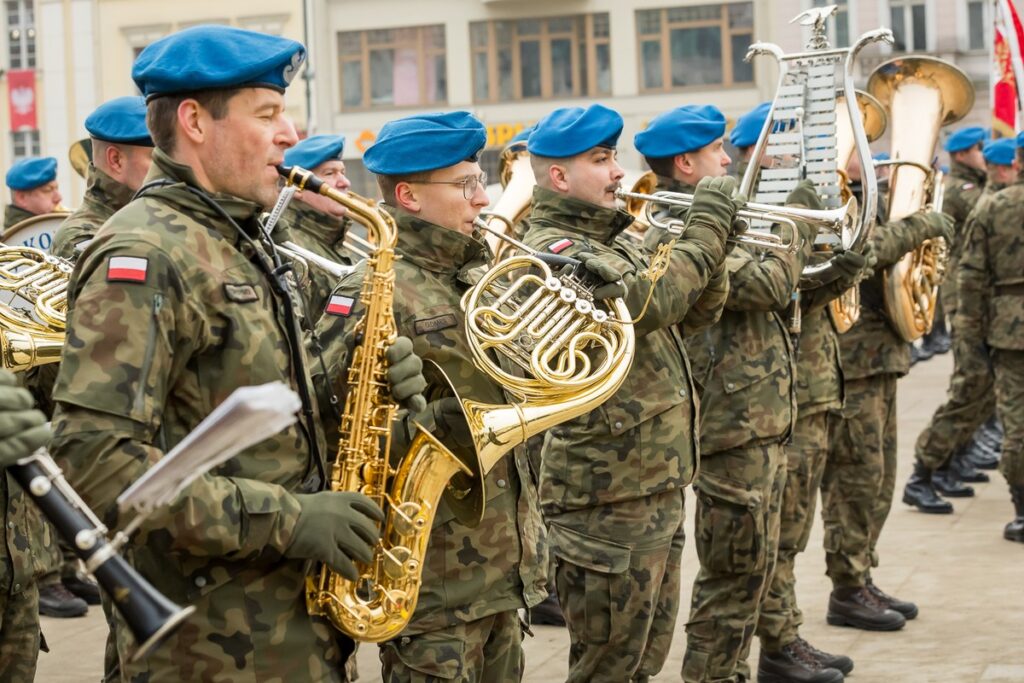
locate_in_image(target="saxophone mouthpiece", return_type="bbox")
[277,164,326,195]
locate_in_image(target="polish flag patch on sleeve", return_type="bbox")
[325,294,356,316]
[106,256,149,283]
[549,238,573,254]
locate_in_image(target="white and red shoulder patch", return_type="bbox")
[548,238,573,254]
[106,256,148,283]
[325,294,355,317]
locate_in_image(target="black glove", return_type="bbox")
[920,211,955,243]
[287,491,384,580]
[689,176,743,239]
[573,252,627,301]
[386,336,427,414]
[0,370,50,469]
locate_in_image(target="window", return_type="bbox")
[337,25,447,111]
[10,130,40,159]
[470,14,611,103]
[636,3,754,92]
[890,1,928,52]
[811,0,850,47]
[966,0,987,51]
[6,0,35,69]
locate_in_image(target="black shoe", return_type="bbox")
[977,417,1004,452]
[921,329,951,356]
[1006,486,1024,544]
[758,641,845,683]
[529,590,565,626]
[794,637,853,675]
[949,449,990,484]
[964,438,1000,470]
[933,470,975,498]
[866,580,918,620]
[62,572,101,605]
[38,582,88,618]
[903,462,954,514]
[915,342,935,362]
[827,586,906,631]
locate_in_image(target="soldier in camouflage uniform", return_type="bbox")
[277,134,357,316]
[315,111,549,683]
[0,369,53,682]
[821,159,955,631]
[904,138,1018,512]
[520,104,735,683]
[956,133,1024,543]
[728,102,771,182]
[3,156,63,233]
[48,26,422,681]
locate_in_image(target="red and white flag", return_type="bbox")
[993,0,1024,136]
[106,256,148,283]
[548,238,573,254]
[325,294,355,316]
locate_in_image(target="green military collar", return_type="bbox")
[654,175,697,195]
[3,203,37,230]
[285,201,348,247]
[84,164,135,213]
[530,186,635,245]
[386,205,491,276]
[950,160,987,188]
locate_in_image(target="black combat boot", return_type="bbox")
[977,416,1004,451]
[758,640,845,683]
[1005,486,1024,543]
[933,468,975,497]
[529,588,565,626]
[949,448,990,483]
[910,343,923,366]
[915,341,934,363]
[866,580,918,619]
[903,461,954,514]
[827,586,906,631]
[38,582,88,618]
[62,571,101,605]
[920,320,951,356]
[794,637,854,675]
[964,435,1000,470]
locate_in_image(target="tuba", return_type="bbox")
[866,56,974,341]
[0,245,70,370]
[481,140,536,262]
[278,165,636,642]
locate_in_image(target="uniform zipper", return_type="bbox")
[134,293,164,415]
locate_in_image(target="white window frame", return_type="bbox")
[959,0,991,52]
[884,0,934,53]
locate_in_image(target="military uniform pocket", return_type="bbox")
[694,472,765,575]
[987,295,1024,350]
[382,629,466,679]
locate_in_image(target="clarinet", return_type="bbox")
[8,449,195,661]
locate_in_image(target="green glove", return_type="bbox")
[688,176,742,239]
[287,491,384,580]
[920,211,955,242]
[785,179,825,211]
[0,370,50,469]
[574,252,627,301]
[423,397,473,451]
[386,336,427,414]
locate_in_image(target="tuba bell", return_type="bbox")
[481,140,536,262]
[866,56,974,341]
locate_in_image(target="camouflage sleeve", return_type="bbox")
[311,267,366,440]
[868,213,929,268]
[724,239,807,313]
[680,260,729,335]
[50,243,303,559]
[954,203,992,343]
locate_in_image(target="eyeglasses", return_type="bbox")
[407,173,487,199]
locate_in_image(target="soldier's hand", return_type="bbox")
[832,245,875,283]
[288,491,385,580]
[423,397,473,451]
[921,211,955,243]
[0,370,50,469]
[572,252,627,300]
[386,337,427,414]
[785,179,824,211]
[689,176,742,240]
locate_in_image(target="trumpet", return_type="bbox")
[614,188,856,254]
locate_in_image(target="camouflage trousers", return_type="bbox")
[683,443,786,683]
[550,489,685,683]
[992,350,1024,488]
[757,411,834,652]
[915,336,995,470]
[821,374,898,587]
[379,610,524,682]
[0,582,40,682]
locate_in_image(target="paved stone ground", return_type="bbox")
[34,352,1024,682]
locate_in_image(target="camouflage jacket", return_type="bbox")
[50,164,134,260]
[839,211,935,380]
[957,178,1024,351]
[941,161,987,315]
[277,202,356,318]
[2,204,35,232]
[519,186,730,517]
[1,471,59,598]
[49,148,343,682]
[313,206,547,636]
[793,279,848,416]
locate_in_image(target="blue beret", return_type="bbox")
[983,138,1016,166]
[6,156,57,190]
[729,102,771,149]
[635,105,727,158]
[873,152,891,162]
[528,105,623,158]
[364,111,486,175]
[84,96,153,146]
[284,134,346,171]
[510,125,535,145]
[132,25,305,99]
[944,126,987,153]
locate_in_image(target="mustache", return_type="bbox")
[605,182,622,193]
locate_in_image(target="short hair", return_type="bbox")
[643,155,676,178]
[529,154,561,189]
[376,170,432,205]
[146,88,240,153]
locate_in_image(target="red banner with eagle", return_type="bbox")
[994,0,1024,136]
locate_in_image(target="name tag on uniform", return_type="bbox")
[223,283,259,303]
[414,314,458,335]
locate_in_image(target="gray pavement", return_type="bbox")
[35,352,1024,682]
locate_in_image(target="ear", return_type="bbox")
[674,153,693,176]
[177,99,205,144]
[394,181,421,213]
[105,144,125,175]
[549,163,569,193]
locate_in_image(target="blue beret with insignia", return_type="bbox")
[729,102,771,149]
[364,111,486,175]
[944,126,987,153]
[132,25,306,99]
[983,138,1016,166]
[634,105,727,158]
[284,134,346,171]
[528,104,623,158]
[6,156,58,191]
[84,96,153,147]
